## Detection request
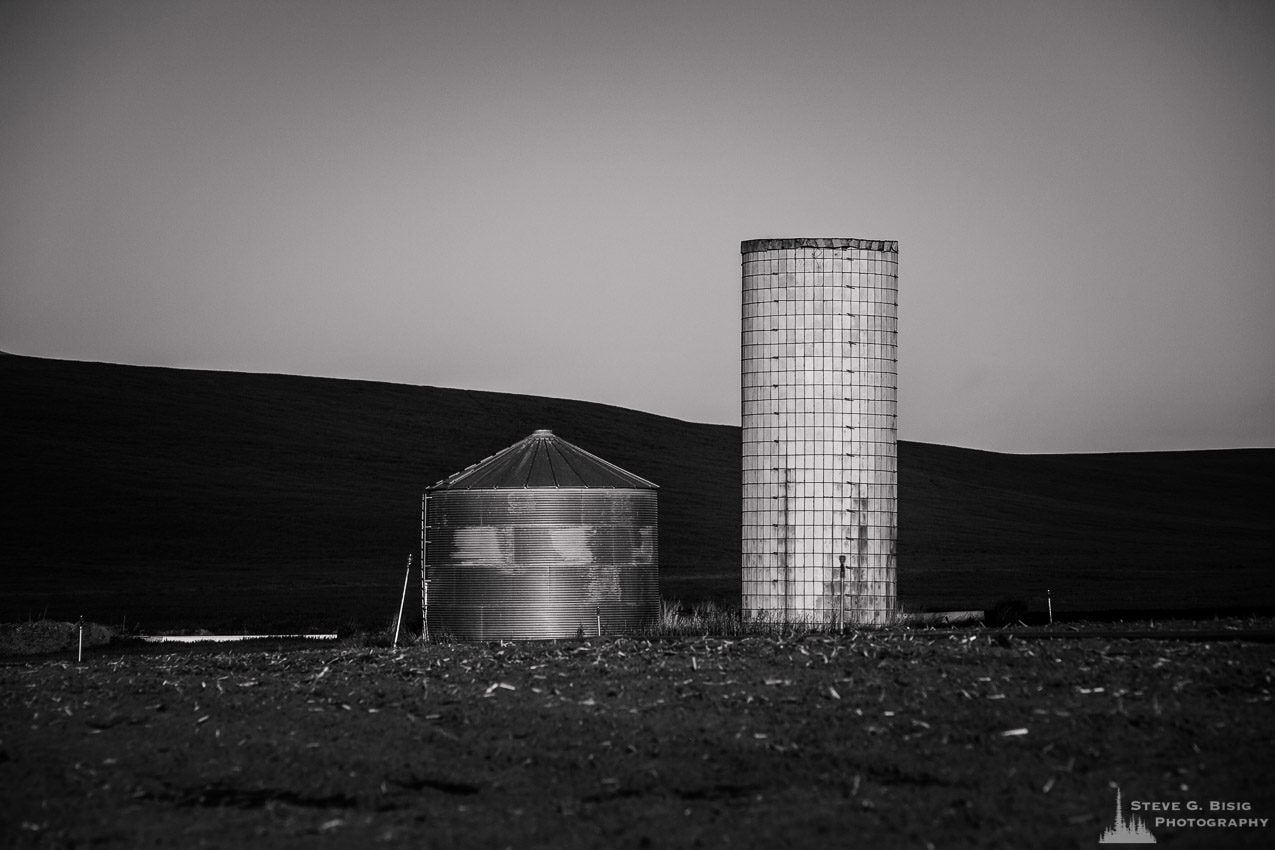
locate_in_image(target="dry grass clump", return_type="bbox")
[649,599,824,638]
[646,598,920,639]
[650,599,741,637]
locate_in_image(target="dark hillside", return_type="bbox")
[2,353,736,631]
[896,442,1274,615]
[3,353,1272,631]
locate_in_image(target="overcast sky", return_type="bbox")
[3,0,1272,453]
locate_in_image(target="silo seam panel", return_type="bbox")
[741,240,898,626]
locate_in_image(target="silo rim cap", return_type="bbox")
[741,237,898,253]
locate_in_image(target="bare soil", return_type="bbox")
[2,626,1273,848]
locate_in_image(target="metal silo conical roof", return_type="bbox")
[429,429,657,491]
[423,429,660,640]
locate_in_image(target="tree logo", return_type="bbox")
[1099,785,1156,844]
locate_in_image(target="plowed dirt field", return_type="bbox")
[3,627,1272,848]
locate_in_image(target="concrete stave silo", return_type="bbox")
[423,430,658,640]
[741,238,898,627]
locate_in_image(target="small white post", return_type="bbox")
[393,555,412,648]
[1047,589,1053,625]
[77,616,84,663]
[596,607,602,638]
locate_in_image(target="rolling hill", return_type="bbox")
[3,352,1271,631]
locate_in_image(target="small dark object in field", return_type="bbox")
[986,597,1028,628]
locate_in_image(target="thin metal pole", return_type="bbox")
[77,615,84,663]
[392,554,411,648]
[1047,589,1053,625]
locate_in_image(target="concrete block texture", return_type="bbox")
[741,239,898,627]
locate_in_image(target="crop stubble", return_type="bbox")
[2,628,1272,848]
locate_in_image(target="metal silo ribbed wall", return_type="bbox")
[427,489,659,640]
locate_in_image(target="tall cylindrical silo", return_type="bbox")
[741,238,898,626]
[424,429,659,641]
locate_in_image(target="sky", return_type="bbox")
[2,0,1272,453]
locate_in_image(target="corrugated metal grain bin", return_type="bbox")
[423,430,658,640]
